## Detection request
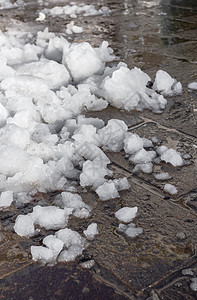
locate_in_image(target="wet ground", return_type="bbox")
[0,0,197,299]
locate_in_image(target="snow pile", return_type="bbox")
[43,4,111,18]
[0,26,187,264]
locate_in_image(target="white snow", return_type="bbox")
[66,21,83,35]
[14,214,35,237]
[124,133,144,154]
[83,223,99,240]
[31,246,56,263]
[0,191,13,207]
[161,149,184,166]
[188,82,197,91]
[115,207,138,223]
[43,235,64,255]
[164,183,178,195]
[153,70,182,95]
[117,222,143,237]
[96,181,119,200]
[154,172,172,180]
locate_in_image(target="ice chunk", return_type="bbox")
[161,149,183,166]
[66,21,83,34]
[80,159,109,189]
[0,103,8,126]
[0,191,13,207]
[63,42,104,82]
[98,119,128,151]
[58,245,83,262]
[124,133,144,154]
[31,246,56,263]
[154,172,172,180]
[188,82,197,91]
[113,177,130,191]
[30,205,68,230]
[14,59,70,90]
[101,64,150,110]
[156,145,168,155]
[43,235,64,255]
[142,138,153,148]
[55,228,86,248]
[0,124,30,150]
[83,223,99,240]
[117,222,143,237]
[77,142,110,165]
[130,149,156,164]
[125,223,143,237]
[190,278,197,291]
[14,215,35,237]
[153,70,182,95]
[164,184,178,195]
[133,163,153,173]
[72,124,100,146]
[96,182,119,200]
[115,207,138,223]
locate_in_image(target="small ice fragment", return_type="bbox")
[14,215,35,237]
[190,278,197,291]
[115,207,138,223]
[161,149,183,167]
[125,223,143,237]
[96,182,119,200]
[182,268,194,276]
[117,223,127,232]
[43,235,64,255]
[31,246,55,263]
[80,259,95,269]
[0,191,13,207]
[83,223,99,240]
[55,228,86,248]
[66,21,83,34]
[164,183,178,195]
[36,12,46,21]
[188,82,197,91]
[154,172,172,180]
[152,136,161,145]
[142,138,153,148]
[176,232,186,240]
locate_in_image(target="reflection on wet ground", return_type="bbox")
[0,0,197,299]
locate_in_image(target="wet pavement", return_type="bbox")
[0,0,197,299]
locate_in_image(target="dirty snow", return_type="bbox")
[164,183,178,195]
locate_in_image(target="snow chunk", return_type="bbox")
[66,21,83,35]
[0,191,13,207]
[130,149,156,164]
[164,183,178,195]
[113,177,131,191]
[14,59,70,90]
[63,42,104,82]
[98,119,128,151]
[30,205,68,230]
[124,133,144,154]
[96,182,119,200]
[153,70,182,95]
[161,149,183,166]
[58,245,83,262]
[14,215,35,237]
[188,82,197,91]
[55,228,86,248]
[157,145,168,156]
[117,222,143,237]
[31,246,55,263]
[83,223,99,240]
[115,207,138,223]
[154,172,172,180]
[43,235,64,255]
[133,163,153,174]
